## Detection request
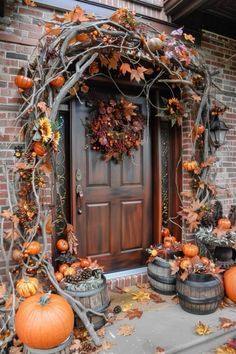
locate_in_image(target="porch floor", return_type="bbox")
[77,284,236,354]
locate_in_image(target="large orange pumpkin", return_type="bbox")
[15,75,33,89]
[223,266,236,302]
[15,293,74,349]
[182,243,199,257]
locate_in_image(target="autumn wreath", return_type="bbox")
[85,97,145,162]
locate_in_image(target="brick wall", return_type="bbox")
[0,1,236,277]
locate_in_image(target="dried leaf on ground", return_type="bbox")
[122,303,133,312]
[171,294,179,304]
[70,339,82,352]
[218,317,236,330]
[73,327,89,340]
[117,324,135,336]
[227,338,236,349]
[100,340,113,351]
[132,291,150,302]
[126,308,143,320]
[195,321,212,335]
[150,292,165,303]
[112,286,128,294]
[155,346,165,353]
[136,282,150,290]
[215,345,236,354]
[96,327,106,337]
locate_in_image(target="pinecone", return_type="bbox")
[212,200,223,225]
[80,268,93,281]
[201,212,214,228]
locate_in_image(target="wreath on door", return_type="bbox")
[85,97,145,162]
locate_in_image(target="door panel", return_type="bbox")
[71,93,152,272]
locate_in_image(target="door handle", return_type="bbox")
[76,168,83,215]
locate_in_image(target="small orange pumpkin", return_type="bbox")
[179,258,192,271]
[163,240,172,249]
[163,236,172,243]
[15,75,33,89]
[33,142,47,157]
[80,258,91,268]
[15,293,74,349]
[183,160,198,171]
[71,261,81,269]
[161,227,170,238]
[23,241,41,256]
[58,263,69,275]
[54,271,64,282]
[56,239,69,253]
[50,75,65,88]
[182,243,199,258]
[224,266,236,302]
[16,277,39,298]
[218,218,231,230]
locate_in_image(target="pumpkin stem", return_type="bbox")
[39,291,52,305]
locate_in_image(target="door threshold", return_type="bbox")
[105,266,147,280]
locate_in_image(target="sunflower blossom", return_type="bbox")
[52,130,60,151]
[39,117,52,143]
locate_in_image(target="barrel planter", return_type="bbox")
[23,335,73,354]
[147,257,176,295]
[64,276,110,330]
[176,273,224,315]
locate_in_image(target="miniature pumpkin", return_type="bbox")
[15,75,33,89]
[54,271,63,282]
[197,125,205,135]
[56,239,69,253]
[146,37,163,52]
[80,258,91,268]
[23,241,41,256]
[182,243,199,257]
[163,236,172,243]
[200,256,210,266]
[183,160,198,171]
[33,142,47,157]
[50,75,65,88]
[179,258,192,271]
[71,261,81,269]
[163,240,172,248]
[223,266,236,302]
[63,267,76,276]
[15,293,74,349]
[16,277,39,298]
[218,217,231,230]
[58,263,69,275]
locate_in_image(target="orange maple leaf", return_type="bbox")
[108,52,120,70]
[64,6,89,22]
[23,0,36,7]
[89,62,99,75]
[183,33,195,43]
[44,23,61,36]
[201,156,216,168]
[120,63,131,75]
[130,66,147,82]
[99,54,109,67]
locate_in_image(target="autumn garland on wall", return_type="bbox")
[0,1,230,350]
[86,97,145,162]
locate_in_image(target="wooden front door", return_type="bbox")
[71,94,152,272]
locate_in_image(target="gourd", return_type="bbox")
[54,271,64,282]
[58,263,69,275]
[15,75,33,89]
[15,293,74,349]
[50,75,65,88]
[200,256,210,266]
[182,160,198,171]
[63,267,76,276]
[179,258,192,271]
[182,243,199,257]
[33,142,47,157]
[80,258,91,268]
[218,217,231,230]
[146,37,163,52]
[23,241,41,255]
[16,277,39,298]
[223,266,236,302]
[56,239,69,253]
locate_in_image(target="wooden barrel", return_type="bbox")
[23,335,73,354]
[176,273,224,315]
[147,257,176,295]
[64,276,110,330]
